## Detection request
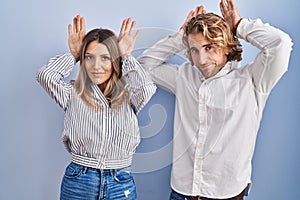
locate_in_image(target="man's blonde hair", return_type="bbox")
[183,13,242,65]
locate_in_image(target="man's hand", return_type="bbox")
[181,5,206,31]
[220,0,242,34]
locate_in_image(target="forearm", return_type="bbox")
[137,30,187,93]
[138,30,185,70]
[36,52,75,109]
[237,18,293,93]
[122,55,156,113]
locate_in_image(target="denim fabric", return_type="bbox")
[169,190,187,200]
[60,162,137,200]
[169,190,244,200]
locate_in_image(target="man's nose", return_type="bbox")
[198,49,208,65]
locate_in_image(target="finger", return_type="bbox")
[220,0,229,18]
[124,17,132,33]
[120,18,128,36]
[80,16,86,32]
[129,21,136,35]
[73,17,77,33]
[198,6,205,15]
[195,6,204,16]
[186,10,195,21]
[195,6,201,15]
[187,10,194,18]
[133,29,140,41]
[76,15,81,33]
[220,0,228,12]
[68,24,72,36]
[227,0,235,10]
[220,1,225,16]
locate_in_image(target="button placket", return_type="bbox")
[193,82,209,193]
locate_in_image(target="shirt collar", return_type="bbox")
[194,61,239,82]
[91,83,109,107]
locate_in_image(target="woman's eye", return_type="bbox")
[102,56,111,61]
[102,56,110,61]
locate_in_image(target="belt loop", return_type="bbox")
[82,166,88,174]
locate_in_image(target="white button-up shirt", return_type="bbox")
[138,18,293,198]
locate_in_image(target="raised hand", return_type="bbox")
[118,18,140,58]
[181,5,206,30]
[68,15,86,61]
[220,0,242,34]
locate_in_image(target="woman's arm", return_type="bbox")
[118,18,156,113]
[36,53,75,110]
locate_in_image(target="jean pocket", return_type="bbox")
[112,166,133,183]
[64,162,85,179]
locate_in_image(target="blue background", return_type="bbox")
[0,0,299,199]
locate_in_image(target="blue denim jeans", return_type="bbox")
[60,162,137,200]
[169,189,186,200]
[169,189,244,200]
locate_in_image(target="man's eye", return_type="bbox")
[190,47,199,54]
[205,45,213,51]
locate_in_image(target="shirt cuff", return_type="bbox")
[236,18,262,40]
[66,52,77,63]
[122,55,138,75]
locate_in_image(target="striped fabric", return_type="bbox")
[37,52,156,169]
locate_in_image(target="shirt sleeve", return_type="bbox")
[237,18,293,94]
[137,30,186,93]
[122,55,157,114]
[36,52,76,110]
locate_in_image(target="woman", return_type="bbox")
[37,15,156,200]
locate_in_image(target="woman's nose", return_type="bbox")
[94,58,104,70]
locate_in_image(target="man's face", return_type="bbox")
[188,32,228,78]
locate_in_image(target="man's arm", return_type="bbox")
[220,0,293,93]
[137,6,206,93]
[237,18,292,93]
[137,31,185,93]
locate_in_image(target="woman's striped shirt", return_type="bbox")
[37,52,156,169]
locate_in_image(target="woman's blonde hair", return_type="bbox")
[74,29,129,110]
[183,13,242,65]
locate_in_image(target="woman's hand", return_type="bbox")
[68,15,86,61]
[118,18,140,58]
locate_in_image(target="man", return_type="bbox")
[138,0,293,199]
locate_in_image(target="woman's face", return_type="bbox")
[84,40,113,86]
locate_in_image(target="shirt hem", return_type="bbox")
[71,153,133,169]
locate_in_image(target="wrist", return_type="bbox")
[233,18,243,35]
[69,52,80,63]
[72,53,80,62]
[121,53,132,59]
